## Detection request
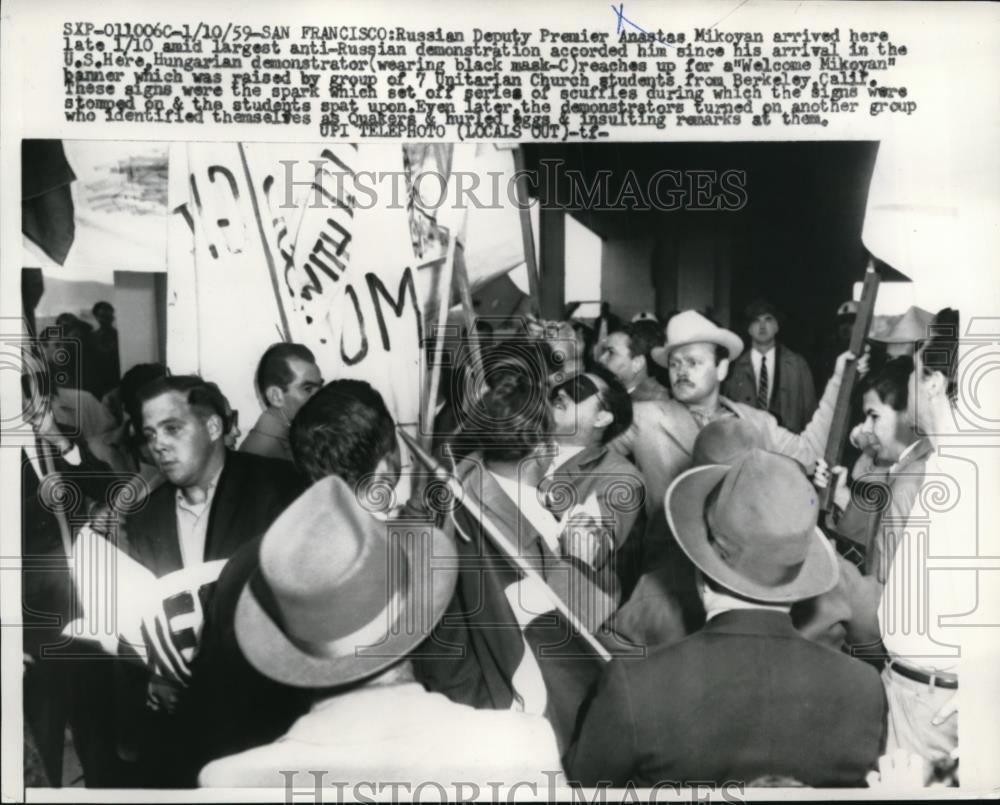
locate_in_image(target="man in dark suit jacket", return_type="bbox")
[566,450,886,788]
[21,381,121,786]
[185,379,399,777]
[123,375,302,785]
[124,441,299,578]
[723,299,817,433]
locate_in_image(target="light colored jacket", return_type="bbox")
[239,408,293,463]
[547,444,646,558]
[612,368,842,517]
[198,683,565,790]
[609,370,843,648]
[629,374,671,403]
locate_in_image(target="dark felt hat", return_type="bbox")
[691,417,763,467]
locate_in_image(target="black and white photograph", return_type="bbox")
[3,1,999,802]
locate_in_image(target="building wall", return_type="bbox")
[599,235,656,321]
[599,221,736,329]
[114,271,165,370]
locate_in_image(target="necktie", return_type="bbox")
[757,354,769,409]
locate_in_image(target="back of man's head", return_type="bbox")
[290,380,396,485]
[467,370,549,463]
[615,321,662,366]
[120,363,170,424]
[918,307,960,403]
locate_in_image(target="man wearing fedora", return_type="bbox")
[198,475,564,789]
[868,305,935,359]
[617,417,860,652]
[722,299,818,434]
[187,379,402,774]
[567,450,887,788]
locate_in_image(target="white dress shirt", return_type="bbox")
[175,465,224,568]
[879,450,979,673]
[750,346,776,405]
[701,579,792,622]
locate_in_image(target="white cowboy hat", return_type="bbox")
[650,310,743,368]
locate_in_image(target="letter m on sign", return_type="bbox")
[366,266,422,352]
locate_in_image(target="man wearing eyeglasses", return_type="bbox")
[545,365,647,597]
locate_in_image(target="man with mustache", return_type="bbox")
[611,310,863,645]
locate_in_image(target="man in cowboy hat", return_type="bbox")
[198,475,564,789]
[610,310,863,644]
[614,310,861,517]
[567,450,887,787]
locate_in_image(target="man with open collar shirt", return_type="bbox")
[544,365,647,601]
[123,375,303,786]
[414,369,627,751]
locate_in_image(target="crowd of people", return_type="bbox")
[21,294,962,792]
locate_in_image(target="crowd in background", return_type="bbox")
[20,294,962,791]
